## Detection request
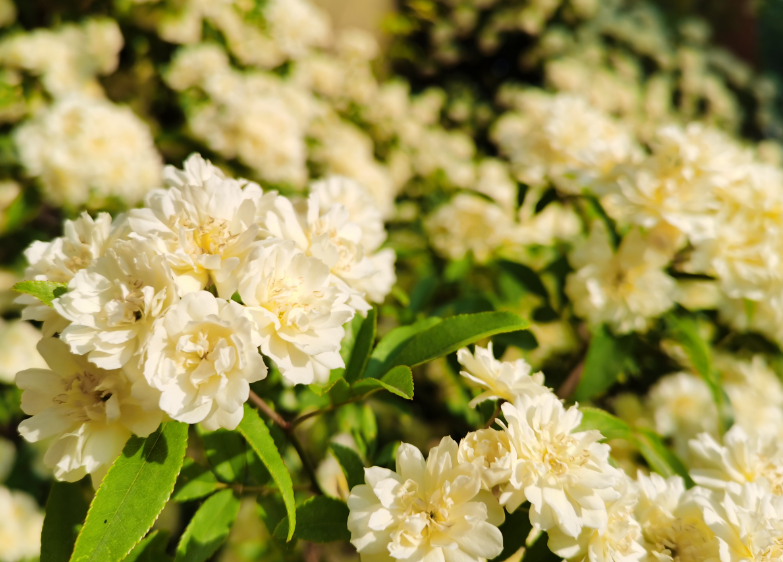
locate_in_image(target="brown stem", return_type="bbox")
[557,360,585,400]
[248,390,291,431]
[290,389,382,429]
[483,404,502,429]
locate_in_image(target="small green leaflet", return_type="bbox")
[124,530,171,562]
[12,280,67,307]
[174,489,240,562]
[172,459,220,503]
[70,421,188,562]
[329,443,365,490]
[197,427,247,483]
[238,404,296,541]
[352,365,414,399]
[41,482,89,562]
[572,325,631,401]
[578,407,632,441]
[364,317,443,379]
[273,496,351,543]
[343,308,377,384]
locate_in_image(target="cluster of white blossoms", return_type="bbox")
[13,153,395,483]
[0,438,43,562]
[348,343,783,562]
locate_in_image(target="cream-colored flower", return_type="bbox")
[456,343,548,406]
[0,485,43,562]
[237,240,355,385]
[142,291,266,431]
[265,0,331,60]
[458,428,517,491]
[566,224,677,334]
[129,153,264,297]
[0,319,45,384]
[54,238,179,370]
[347,437,504,562]
[17,337,161,482]
[499,394,620,538]
[14,95,162,207]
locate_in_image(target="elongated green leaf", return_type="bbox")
[578,408,632,441]
[174,489,240,562]
[632,428,695,488]
[238,404,296,541]
[351,365,413,399]
[12,280,67,307]
[379,312,530,376]
[666,315,733,433]
[41,482,89,562]
[70,421,188,562]
[172,459,220,503]
[273,496,350,543]
[490,507,533,562]
[124,530,171,562]
[329,443,364,490]
[344,308,377,384]
[197,427,246,483]
[572,325,630,401]
[257,495,287,536]
[364,317,442,379]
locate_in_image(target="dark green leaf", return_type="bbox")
[41,482,89,562]
[197,427,247,483]
[572,326,630,401]
[522,532,560,561]
[238,404,296,541]
[273,496,350,543]
[329,443,365,490]
[344,309,377,384]
[172,459,220,503]
[352,365,414,399]
[257,495,287,536]
[380,312,530,375]
[364,317,443,379]
[498,261,550,302]
[12,280,68,307]
[489,505,532,562]
[124,530,171,562]
[70,421,188,562]
[632,428,695,488]
[578,408,632,441]
[174,489,240,562]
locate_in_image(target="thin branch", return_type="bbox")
[248,390,291,431]
[290,389,382,429]
[483,404,502,429]
[557,360,585,399]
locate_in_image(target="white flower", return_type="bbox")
[54,238,179,370]
[697,482,783,562]
[14,95,162,207]
[142,291,266,431]
[499,394,620,538]
[16,337,162,482]
[689,425,783,496]
[548,474,647,562]
[456,343,548,406]
[265,0,331,60]
[237,240,355,385]
[635,473,719,562]
[0,319,45,384]
[0,486,43,562]
[426,193,515,264]
[347,437,504,562]
[129,153,264,297]
[19,212,126,335]
[458,428,517,491]
[566,223,677,334]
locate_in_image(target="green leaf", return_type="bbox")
[174,489,240,562]
[70,421,188,562]
[344,308,377,384]
[197,427,247,483]
[257,495,287,536]
[666,315,733,433]
[172,459,220,503]
[41,482,89,562]
[237,404,296,541]
[578,408,632,441]
[124,530,171,562]
[364,317,443,379]
[329,443,365,490]
[572,326,630,401]
[377,312,529,376]
[352,365,414,399]
[273,496,350,543]
[522,532,560,561]
[632,428,695,488]
[490,507,532,562]
[12,280,68,307]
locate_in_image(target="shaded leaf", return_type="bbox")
[257,495,287,536]
[12,280,67,307]
[490,507,533,562]
[352,365,414,399]
[124,530,171,562]
[41,482,88,562]
[197,427,246,483]
[344,308,377,384]
[578,408,632,441]
[70,421,188,562]
[364,317,442,379]
[238,404,296,541]
[632,428,695,488]
[174,489,240,562]
[329,443,365,490]
[273,496,350,543]
[172,459,220,503]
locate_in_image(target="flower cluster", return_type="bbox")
[14,153,395,482]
